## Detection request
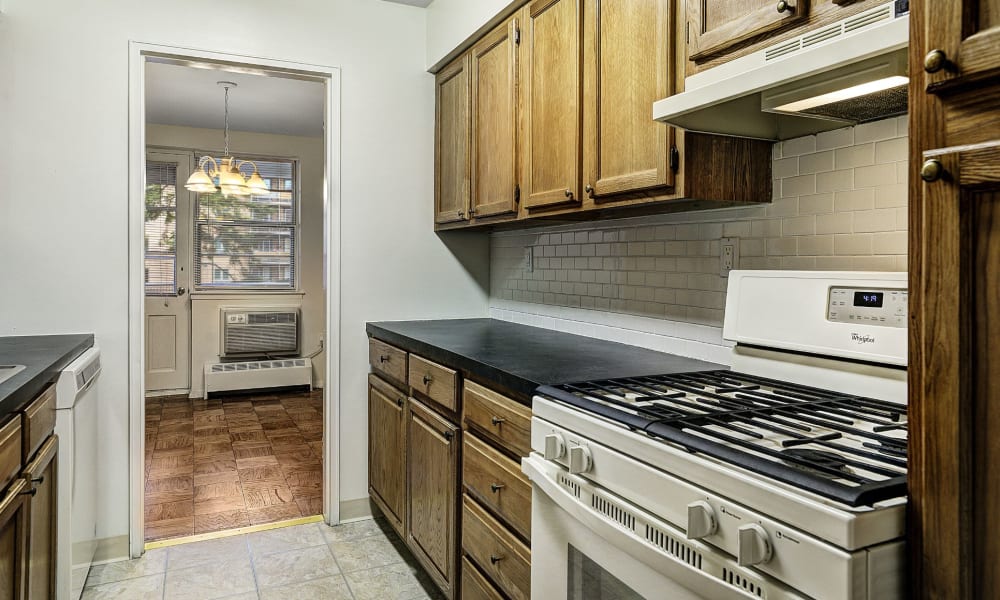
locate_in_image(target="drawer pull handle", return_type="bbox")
[422,374,433,385]
[490,554,504,565]
[379,355,389,363]
[396,398,404,408]
[490,483,505,493]
[490,416,505,426]
[31,476,43,484]
[20,488,37,497]
[443,430,454,441]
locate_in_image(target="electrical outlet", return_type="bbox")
[525,247,534,273]
[720,237,739,277]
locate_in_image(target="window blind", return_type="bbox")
[194,158,297,289]
[145,161,178,296]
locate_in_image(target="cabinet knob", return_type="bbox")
[490,416,505,426]
[490,483,505,493]
[776,0,793,13]
[19,488,37,497]
[31,476,43,484]
[564,189,573,199]
[489,554,504,565]
[458,210,465,219]
[921,159,944,182]
[396,397,404,408]
[585,184,594,198]
[422,374,433,385]
[443,430,454,441]
[924,49,947,74]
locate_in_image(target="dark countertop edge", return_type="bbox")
[366,323,540,404]
[0,335,95,423]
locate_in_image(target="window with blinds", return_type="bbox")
[194,158,297,289]
[145,161,178,296]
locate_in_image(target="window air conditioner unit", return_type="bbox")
[220,307,300,358]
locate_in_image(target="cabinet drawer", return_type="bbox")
[463,434,531,540]
[409,354,458,413]
[463,381,531,457]
[22,384,55,462]
[462,556,504,600]
[0,416,22,491]
[463,495,530,600]
[369,338,408,385]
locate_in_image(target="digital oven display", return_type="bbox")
[853,291,884,308]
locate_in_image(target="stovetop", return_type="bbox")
[536,370,908,507]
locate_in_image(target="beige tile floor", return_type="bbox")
[82,518,444,600]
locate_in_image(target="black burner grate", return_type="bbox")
[537,370,908,507]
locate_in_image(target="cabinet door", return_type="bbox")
[521,0,584,210]
[0,479,28,600]
[922,0,1000,94]
[368,375,406,536]
[584,0,675,200]
[435,55,472,224]
[911,142,1000,599]
[688,0,807,62]
[471,16,520,219]
[23,437,57,600]
[407,398,459,597]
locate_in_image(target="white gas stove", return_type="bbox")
[523,271,908,600]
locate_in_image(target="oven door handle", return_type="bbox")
[522,455,795,600]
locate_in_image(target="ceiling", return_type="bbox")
[145,61,325,138]
[381,0,434,7]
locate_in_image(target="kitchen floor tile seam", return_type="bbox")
[251,543,345,594]
[321,531,358,600]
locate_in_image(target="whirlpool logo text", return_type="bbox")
[851,333,876,345]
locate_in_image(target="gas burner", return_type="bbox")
[780,448,852,478]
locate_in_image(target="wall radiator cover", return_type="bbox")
[221,308,300,358]
[204,358,312,395]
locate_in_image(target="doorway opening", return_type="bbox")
[129,44,341,555]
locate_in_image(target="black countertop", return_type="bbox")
[0,334,95,422]
[366,319,725,403]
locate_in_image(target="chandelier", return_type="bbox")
[184,81,268,198]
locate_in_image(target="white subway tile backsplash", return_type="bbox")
[489,120,907,328]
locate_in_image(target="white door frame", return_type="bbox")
[128,41,342,558]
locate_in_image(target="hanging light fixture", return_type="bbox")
[184,81,269,197]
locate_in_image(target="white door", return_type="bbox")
[144,150,193,393]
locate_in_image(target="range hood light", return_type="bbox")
[771,75,910,114]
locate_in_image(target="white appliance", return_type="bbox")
[524,271,908,599]
[203,357,312,396]
[220,307,300,358]
[55,347,101,600]
[653,1,909,140]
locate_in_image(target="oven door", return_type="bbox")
[523,454,802,600]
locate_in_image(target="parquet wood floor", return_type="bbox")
[144,389,324,542]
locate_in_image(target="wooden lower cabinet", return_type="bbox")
[23,436,57,600]
[368,374,407,536]
[461,557,505,600]
[462,495,530,600]
[407,397,460,598]
[0,479,29,600]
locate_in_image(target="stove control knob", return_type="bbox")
[685,501,718,540]
[568,445,593,474]
[737,524,773,567]
[543,434,566,460]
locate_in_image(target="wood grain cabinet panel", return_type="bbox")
[368,374,407,536]
[407,397,460,598]
[584,0,675,200]
[520,0,584,210]
[369,338,408,387]
[922,0,1000,94]
[0,479,29,600]
[462,434,531,540]
[462,381,531,457]
[461,556,505,600]
[435,54,473,225]
[688,0,808,62]
[471,16,521,220]
[23,436,57,600]
[0,419,21,493]
[21,385,54,465]
[409,355,458,413]
[462,495,530,600]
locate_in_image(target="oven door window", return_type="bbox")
[568,544,645,599]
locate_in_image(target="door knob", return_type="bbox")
[176,287,187,296]
[923,49,947,74]
[920,159,944,182]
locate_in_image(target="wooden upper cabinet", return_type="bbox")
[471,16,521,219]
[520,0,584,210]
[435,54,472,224]
[688,0,809,62]
[584,0,675,200]
[921,0,1000,95]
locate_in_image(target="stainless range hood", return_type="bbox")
[653,2,909,141]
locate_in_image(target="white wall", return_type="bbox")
[147,124,327,394]
[0,0,490,554]
[425,0,515,69]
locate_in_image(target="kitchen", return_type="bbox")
[0,0,996,599]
